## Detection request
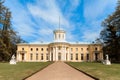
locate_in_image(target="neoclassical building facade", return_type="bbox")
[17,29,103,62]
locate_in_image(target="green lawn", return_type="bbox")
[0,62,52,80]
[67,62,120,80]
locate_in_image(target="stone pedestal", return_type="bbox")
[104,60,111,65]
[9,55,16,64]
[103,54,111,65]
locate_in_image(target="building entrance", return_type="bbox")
[95,53,99,61]
[58,53,61,61]
[21,53,24,61]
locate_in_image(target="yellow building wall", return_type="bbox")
[69,45,89,62]
[17,43,103,62]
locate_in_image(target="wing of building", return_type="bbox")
[16,29,103,62]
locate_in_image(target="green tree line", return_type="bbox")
[100,0,120,62]
[0,0,25,61]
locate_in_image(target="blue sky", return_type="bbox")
[4,0,117,43]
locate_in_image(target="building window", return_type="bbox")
[95,47,98,51]
[46,48,48,51]
[76,53,78,60]
[30,53,33,60]
[22,54,24,60]
[22,48,24,50]
[36,53,38,60]
[46,53,49,60]
[36,48,38,51]
[87,48,89,51]
[71,54,73,60]
[31,48,33,51]
[87,53,89,60]
[81,54,84,60]
[51,47,53,50]
[41,48,43,51]
[81,48,83,51]
[41,53,43,60]
[76,48,78,51]
[58,46,61,50]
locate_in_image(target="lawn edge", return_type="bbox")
[22,61,54,80]
[65,62,99,80]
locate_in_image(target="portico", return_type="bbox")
[49,42,70,61]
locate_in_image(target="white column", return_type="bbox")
[64,46,66,61]
[61,46,64,61]
[56,47,58,61]
[53,47,55,61]
[62,45,65,61]
[67,48,70,61]
[50,52,51,61]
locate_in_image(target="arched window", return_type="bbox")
[36,48,38,51]
[22,48,24,50]
[95,47,98,51]
[31,48,33,51]
[41,48,43,51]
[81,48,83,51]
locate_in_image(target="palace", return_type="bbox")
[16,29,103,62]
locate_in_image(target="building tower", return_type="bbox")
[53,29,66,42]
[53,16,66,42]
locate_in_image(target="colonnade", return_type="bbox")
[49,46,70,61]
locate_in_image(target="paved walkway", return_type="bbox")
[26,62,94,80]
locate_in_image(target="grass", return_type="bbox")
[67,62,120,80]
[0,62,52,80]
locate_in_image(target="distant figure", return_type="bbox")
[9,55,16,64]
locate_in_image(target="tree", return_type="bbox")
[100,0,120,62]
[0,0,25,61]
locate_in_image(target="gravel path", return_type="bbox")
[25,62,94,80]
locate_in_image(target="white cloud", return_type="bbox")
[27,0,69,28]
[81,30,99,42]
[84,0,117,21]
[26,0,77,42]
[82,0,117,42]
[39,28,52,35]
[4,0,117,43]
[5,0,38,40]
[69,0,81,11]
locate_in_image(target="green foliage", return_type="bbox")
[0,62,52,80]
[0,0,25,61]
[100,0,120,62]
[67,62,120,80]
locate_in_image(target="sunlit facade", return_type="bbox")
[17,29,103,62]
